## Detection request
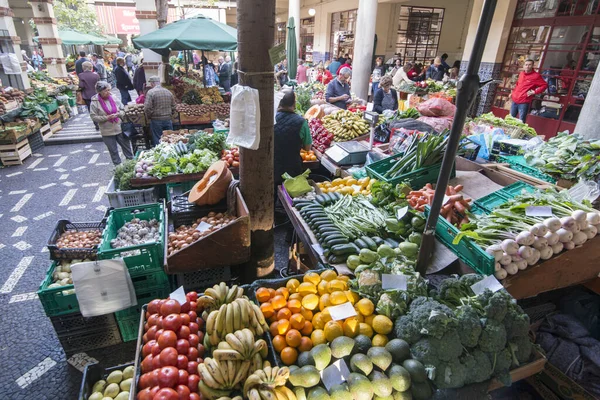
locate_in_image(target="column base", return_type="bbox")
[460,61,502,116]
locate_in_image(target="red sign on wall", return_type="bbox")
[113,7,140,34]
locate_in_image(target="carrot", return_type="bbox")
[447,194,464,202]
[445,214,453,223]
[442,203,453,214]
[464,198,472,203]
[454,184,464,192]
[445,186,451,195]
[425,192,434,203]
[408,199,417,207]
[441,208,449,218]
[409,191,424,196]
[459,199,471,210]
[448,186,457,195]
[425,183,433,189]
[454,201,466,214]
[460,216,470,225]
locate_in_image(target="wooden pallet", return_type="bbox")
[0,140,32,165]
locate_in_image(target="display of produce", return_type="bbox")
[221,147,240,168]
[0,87,26,103]
[113,160,137,191]
[161,130,194,144]
[125,104,145,117]
[317,176,375,196]
[524,132,600,181]
[177,103,230,119]
[471,112,537,139]
[382,132,450,179]
[56,229,102,249]
[321,110,370,142]
[86,365,134,400]
[457,188,600,280]
[109,217,160,249]
[308,118,334,153]
[188,161,233,205]
[408,184,472,226]
[48,259,92,291]
[167,212,236,256]
[300,149,317,162]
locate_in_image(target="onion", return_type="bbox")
[586,212,600,225]
[515,232,535,246]
[526,248,541,266]
[486,244,503,262]
[505,263,519,275]
[495,268,508,280]
[495,262,502,272]
[539,246,553,260]
[501,239,520,255]
[532,223,548,237]
[515,259,528,271]
[571,210,587,223]
[577,219,589,231]
[561,216,577,231]
[572,231,588,246]
[556,228,573,243]
[532,236,548,250]
[544,217,562,232]
[563,241,575,250]
[544,231,559,246]
[583,225,597,239]
[517,246,532,260]
[499,253,512,266]
[551,242,564,254]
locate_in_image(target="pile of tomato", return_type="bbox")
[137,292,205,400]
[221,148,240,168]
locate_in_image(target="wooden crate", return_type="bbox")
[41,123,53,141]
[49,110,60,124]
[0,140,32,165]
[488,349,546,391]
[51,120,62,134]
[179,112,211,125]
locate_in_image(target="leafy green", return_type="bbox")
[113,160,136,190]
[187,131,227,154]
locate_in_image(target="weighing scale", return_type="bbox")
[324,141,370,166]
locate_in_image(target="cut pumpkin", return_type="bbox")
[305,105,324,121]
[188,160,233,205]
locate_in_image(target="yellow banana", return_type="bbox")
[259,388,277,400]
[248,388,262,400]
[252,303,268,327]
[243,329,255,351]
[226,332,246,357]
[274,387,289,400]
[232,300,241,331]
[227,360,236,387]
[215,304,227,337]
[219,282,227,300]
[233,360,251,387]
[213,349,245,361]
[237,299,250,327]
[243,373,263,394]
[198,381,231,400]
[206,358,227,386]
[225,303,234,334]
[206,310,218,335]
[279,387,297,400]
[253,339,266,358]
[199,363,220,389]
[218,341,232,350]
[226,284,238,303]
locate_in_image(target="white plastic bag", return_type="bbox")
[228,84,260,150]
[71,259,137,317]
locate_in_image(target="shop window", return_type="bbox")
[557,0,600,16]
[275,22,286,46]
[300,17,315,63]
[330,9,358,60]
[395,6,444,65]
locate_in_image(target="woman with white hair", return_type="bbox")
[78,61,100,129]
[90,81,134,165]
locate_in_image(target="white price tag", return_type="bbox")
[471,275,504,296]
[396,206,409,220]
[321,359,350,391]
[196,221,213,233]
[170,286,188,305]
[443,195,451,205]
[329,302,357,321]
[382,274,408,290]
[312,243,324,256]
[525,206,553,217]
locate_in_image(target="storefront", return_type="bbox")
[300,17,315,63]
[329,9,358,61]
[395,6,445,65]
[491,0,600,137]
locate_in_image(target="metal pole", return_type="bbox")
[416,0,498,274]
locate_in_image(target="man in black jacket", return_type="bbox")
[75,51,89,75]
[114,57,134,105]
[218,56,231,92]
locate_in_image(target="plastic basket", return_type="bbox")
[105,176,157,209]
[37,262,79,317]
[175,266,232,293]
[366,156,456,189]
[497,155,556,184]
[166,180,197,202]
[115,286,172,342]
[47,220,106,260]
[78,362,134,400]
[27,130,44,152]
[474,182,536,214]
[170,193,228,227]
[41,99,59,114]
[50,312,117,335]
[57,325,122,355]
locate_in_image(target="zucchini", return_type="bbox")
[327,254,347,264]
[323,249,331,258]
[324,234,348,244]
[294,201,316,210]
[306,211,328,219]
[315,195,327,205]
[326,238,349,247]
[311,217,332,226]
[372,236,384,246]
[327,193,338,203]
[354,238,368,249]
[384,238,400,248]
[333,192,342,201]
[362,237,377,251]
[331,244,359,256]
[319,227,340,235]
[317,224,337,232]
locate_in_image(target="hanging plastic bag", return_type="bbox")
[373,123,391,143]
[283,169,312,198]
[228,85,260,150]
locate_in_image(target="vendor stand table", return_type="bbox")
[130,168,240,187]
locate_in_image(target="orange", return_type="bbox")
[317,280,329,296]
[327,279,347,293]
[298,282,317,296]
[289,293,303,301]
[342,317,360,338]
[337,275,350,283]
[277,319,290,335]
[364,314,375,326]
[321,308,332,323]
[324,320,344,342]
[303,272,321,285]
[320,269,338,282]
[275,287,290,300]
[319,294,331,311]
[276,307,292,321]
[287,299,302,314]
[312,312,325,330]
[290,313,306,330]
[300,307,313,321]
[285,329,302,348]
[272,335,286,352]
[358,322,374,338]
[271,295,287,310]
[300,320,313,336]
[310,329,327,346]
[354,313,365,323]
[280,347,298,366]
[286,278,300,293]
[269,321,279,337]
[298,337,313,352]
[267,315,278,325]
[301,294,319,311]
[345,290,360,305]
[267,288,276,298]
[356,299,375,316]
[256,287,271,303]
[260,303,274,319]
[329,291,348,306]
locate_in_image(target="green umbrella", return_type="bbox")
[132,15,237,56]
[286,17,297,81]
[103,35,122,45]
[33,29,108,45]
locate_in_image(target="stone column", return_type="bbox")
[0,0,30,89]
[575,67,600,139]
[288,0,300,58]
[30,0,67,78]
[135,0,162,81]
[352,0,378,101]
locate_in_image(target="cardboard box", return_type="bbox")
[527,362,596,400]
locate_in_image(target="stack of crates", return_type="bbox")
[98,203,172,341]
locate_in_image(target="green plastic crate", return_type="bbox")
[366,155,456,189]
[40,99,58,114]
[68,97,76,107]
[115,285,172,342]
[474,182,536,214]
[166,180,196,202]
[497,155,556,184]
[37,262,79,317]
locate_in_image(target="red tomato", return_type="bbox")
[163,314,183,332]
[144,323,149,332]
[161,299,181,316]
[151,343,161,356]
[143,340,157,358]
[197,357,203,365]
[197,331,204,344]
[196,318,205,331]
[156,317,163,330]
[152,355,162,370]
[176,338,190,355]
[188,311,198,321]
[136,387,153,400]
[188,322,199,335]
[232,161,240,168]
[139,372,151,389]
[158,330,177,349]
[177,384,191,400]
[189,393,201,400]
[147,326,158,341]
[177,354,189,369]
[158,366,179,388]
[181,301,191,313]
[180,313,191,326]
[186,292,198,302]
[150,370,160,386]
[188,334,199,348]
[141,355,154,373]
[178,369,189,385]
[187,361,198,375]
[148,314,160,327]
[187,347,199,362]
[160,347,179,367]
[187,374,200,393]
[148,299,161,315]
[143,333,149,344]
[197,344,205,358]
[154,387,179,400]
[178,325,191,339]
[190,301,197,311]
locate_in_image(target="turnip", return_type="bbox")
[543,217,562,232]
[583,225,597,239]
[515,232,534,246]
[485,244,504,262]
[572,231,588,246]
[504,263,519,275]
[532,236,548,250]
[499,253,512,266]
[495,268,508,280]
[526,248,541,266]
[544,231,559,246]
[563,241,575,250]
[495,262,502,272]
[586,212,600,226]
[551,242,564,255]
[570,222,581,233]
[556,228,573,243]
[516,259,528,271]
[577,219,589,231]
[501,239,519,255]
[561,216,577,231]
[539,246,553,260]
[518,245,532,260]
[571,210,587,223]
[532,223,548,237]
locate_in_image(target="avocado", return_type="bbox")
[298,351,316,367]
[385,339,411,364]
[308,387,331,400]
[410,381,432,400]
[347,373,374,400]
[350,353,374,375]
[367,347,393,372]
[368,371,392,397]
[329,384,351,400]
[311,344,333,371]
[289,365,321,388]
[393,390,413,400]
[330,336,356,359]
[354,335,372,354]
[290,365,300,373]
[295,387,308,400]
[388,364,411,392]
[402,359,427,384]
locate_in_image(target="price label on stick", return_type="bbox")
[329,302,357,321]
[196,221,212,233]
[525,206,553,217]
[382,274,408,290]
[170,286,187,305]
[321,359,350,391]
[471,275,504,296]
[396,206,409,220]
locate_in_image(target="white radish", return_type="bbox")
[577,219,589,231]
[526,248,541,266]
[529,224,539,236]
[544,217,562,232]
[561,216,577,231]
[572,231,588,246]
[501,239,520,255]
[495,262,502,272]
[539,246,553,260]
[518,246,532,260]
[504,263,519,275]
[570,222,581,233]
[532,236,548,250]
[572,210,587,223]
[551,242,564,254]
[586,212,600,226]
[583,225,597,239]
[515,232,535,246]
[556,228,573,243]
[544,231,559,246]
[499,253,512,266]
[495,268,508,280]
[485,244,504,262]
[564,241,575,250]
[516,259,528,270]
[532,223,548,237]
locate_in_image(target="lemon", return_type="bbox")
[317,280,329,296]
[356,299,375,317]
[342,317,360,338]
[319,293,331,311]
[311,329,327,346]
[303,272,321,285]
[327,279,347,293]
[364,314,375,326]
[372,315,393,335]
[301,294,319,311]
[329,291,348,306]
[286,278,300,293]
[320,269,338,282]
[358,322,374,338]
[345,290,360,305]
[312,312,325,330]
[298,282,317,297]
[372,333,389,346]
[324,320,344,342]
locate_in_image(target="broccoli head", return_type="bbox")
[410,329,462,365]
[461,349,493,384]
[503,304,530,339]
[394,314,421,344]
[455,305,482,348]
[376,291,408,320]
[485,347,512,376]
[432,359,467,389]
[459,273,484,288]
[407,298,457,339]
[509,336,533,366]
[435,276,473,308]
[478,318,507,353]
[481,290,511,321]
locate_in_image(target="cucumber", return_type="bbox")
[294,201,316,209]
[317,224,337,232]
[326,238,349,247]
[319,227,340,235]
[323,249,331,258]
[354,238,368,249]
[315,195,327,205]
[384,238,400,248]
[362,237,377,251]
[331,244,359,256]
[311,217,332,226]
[327,193,338,203]
[324,234,348,244]
[372,236,384,246]
[328,254,349,264]
[293,199,315,206]
[333,192,342,201]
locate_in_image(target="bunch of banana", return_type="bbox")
[216,397,242,400]
[322,110,370,142]
[199,283,245,318]
[198,357,251,399]
[205,298,269,346]
[214,329,268,361]
[244,364,296,400]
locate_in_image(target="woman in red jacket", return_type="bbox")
[510,59,548,123]
[316,64,333,85]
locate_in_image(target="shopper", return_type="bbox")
[75,51,89,75]
[92,54,107,81]
[371,57,386,95]
[31,50,43,71]
[328,57,341,76]
[510,59,548,123]
[133,61,146,95]
[144,76,177,145]
[275,59,289,87]
[336,58,352,75]
[393,62,415,87]
[90,81,134,165]
[78,61,100,129]
[296,60,308,84]
[440,53,451,73]
[218,56,231,92]
[274,91,312,188]
[125,53,134,74]
[326,67,352,110]
[316,64,333,85]
[204,57,217,87]
[114,57,134,105]
[373,76,398,113]
[426,57,445,81]
[389,58,402,78]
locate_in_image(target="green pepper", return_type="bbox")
[385,218,402,232]
[399,242,419,258]
[359,249,380,264]
[408,232,422,246]
[411,215,425,228]
[377,244,396,258]
[346,255,361,271]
